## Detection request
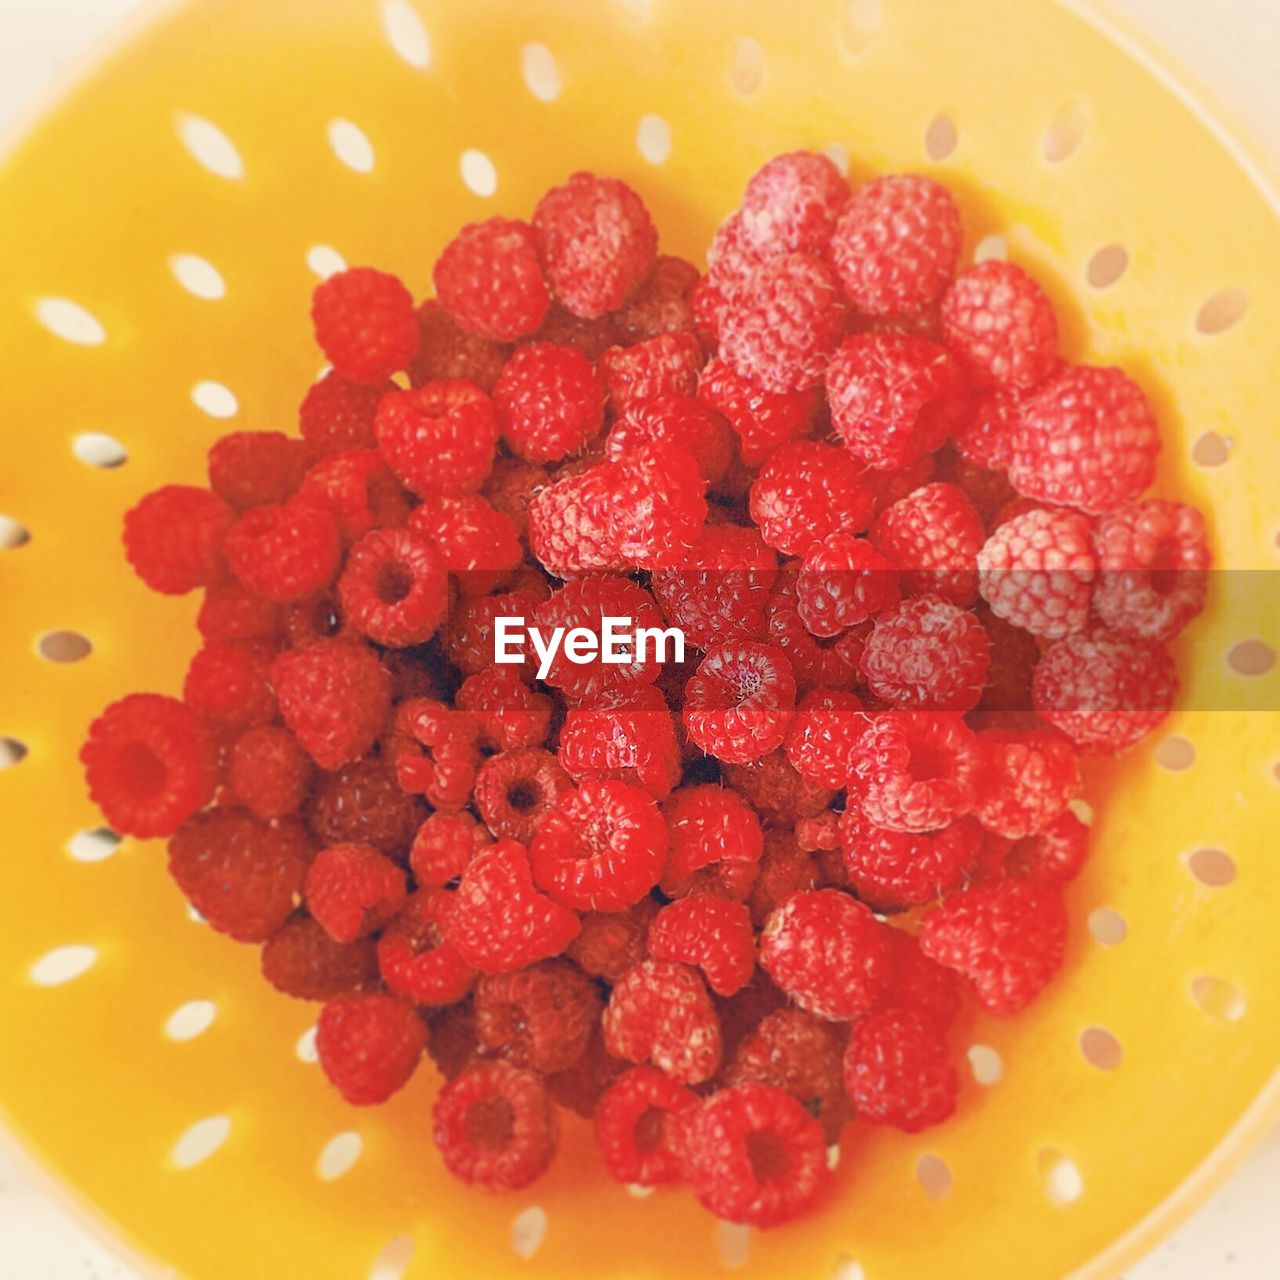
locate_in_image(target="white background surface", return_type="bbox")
[0,0,1277,1277]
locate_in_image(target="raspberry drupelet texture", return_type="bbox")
[723,748,836,828]
[446,581,549,677]
[336,527,447,647]
[797,533,901,637]
[374,380,498,497]
[614,254,700,344]
[183,642,276,731]
[474,958,602,1073]
[1007,809,1091,882]
[224,498,343,604]
[749,441,876,557]
[408,299,509,391]
[740,150,850,257]
[684,641,798,764]
[384,698,481,810]
[316,992,426,1105]
[409,810,492,888]
[972,728,1080,839]
[298,371,388,456]
[306,757,423,857]
[870,481,985,606]
[765,578,864,693]
[207,431,309,511]
[407,495,521,595]
[783,689,868,789]
[568,897,658,982]
[599,331,704,413]
[311,267,419,385]
[474,747,572,844]
[648,894,756,997]
[261,914,380,1002]
[197,580,282,644]
[843,1007,959,1132]
[839,807,982,909]
[697,357,820,467]
[304,843,407,944]
[455,667,552,752]
[595,1066,699,1186]
[493,341,605,463]
[123,485,232,595]
[228,724,313,820]
[558,686,681,800]
[298,449,411,542]
[878,927,963,1030]
[376,889,475,1006]
[606,394,735,488]
[661,784,765,900]
[546,1025,627,1118]
[433,217,551,341]
[603,959,722,1085]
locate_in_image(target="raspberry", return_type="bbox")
[474,748,572,844]
[425,1000,479,1080]
[696,357,819,467]
[228,724,312,819]
[765,578,863,692]
[122,485,232,595]
[81,693,217,838]
[829,174,962,316]
[599,332,704,414]
[714,972,789,1061]
[1092,499,1210,640]
[374,380,498,497]
[839,808,982,909]
[613,254,700,344]
[595,1066,699,1186]
[297,449,411,543]
[455,668,552,752]
[683,641,797,764]
[304,843,407,943]
[1009,365,1160,514]
[197,580,282,644]
[443,839,580,974]
[377,889,476,1005]
[759,889,894,1019]
[681,1082,829,1227]
[870,482,984,606]
[272,640,391,770]
[535,303,620,360]
[385,698,481,809]
[306,757,423,857]
[261,914,379,1001]
[795,811,842,854]
[409,299,509,391]
[705,212,764,310]
[207,431,309,511]
[409,811,492,888]
[568,897,659,982]
[602,959,722,1084]
[975,604,1041,713]
[530,779,667,911]
[749,441,876,556]
[336,527,447,647]
[828,332,969,472]
[941,260,1058,389]
[558,686,681,800]
[482,453,549,538]
[533,172,657,318]
[407,495,520,595]
[433,217,550,341]
[298,371,388,455]
[972,728,1079,839]
[316,992,426,1105]
[848,711,980,831]
[933,445,1019,529]
[843,1007,959,1132]
[547,1025,628,1117]
[606,394,735,487]
[474,958,602,1072]
[1007,809,1090,882]
[493,341,605,463]
[740,151,850,257]
[225,498,342,603]
[783,689,868,789]
[648,894,756,996]
[691,273,731,350]
[953,383,1029,470]
[919,877,1068,1015]
[661,785,764,899]
[860,595,991,712]
[446,582,549,676]
[433,1059,558,1190]
[168,809,312,943]
[797,533,901,638]
[311,267,419,385]
[723,748,835,828]
[1033,629,1176,751]
[878,928,962,1029]
[183,642,276,730]
[720,254,846,394]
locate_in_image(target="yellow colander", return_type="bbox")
[1,0,1278,1277]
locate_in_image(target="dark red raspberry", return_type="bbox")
[746,839,831,927]
[474,748,572,844]
[953,382,1034,470]
[613,254,700,344]
[661,785,764,899]
[595,1066,698,1186]
[311,267,419,385]
[558,685,681,800]
[433,1059,558,1190]
[714,972,790,1062]
[304,842,407,943]
[297,449,411,543]
[183,642,276,730]
[783,689,868,789]
[795,810,842,854]
[740,150,850,257]
[941,260,1058,389]
[878,928,962,1029]
[492,341,604,463]
[749,441,875,556]
[317,992,425,1105]
[797,533,901,638]
[920,876,1068,1015]
[407,495,520,595]
[1092,499,1210,640]
[409,299,509,391]
[684,641,797,764]
[682,1082,829,1227]
[482,454,550,538]
[933,445,1020,530]
[648,894,755,996]
[839,807,982,909]
[568,897,659,982]
[384,698,481,809]
[599,331,704,414]
[197,580,282,644]
[224,498,342,603]
[123,485,232,595]
[765,577,863,692]
[535,303,621,359]
[336,527,447,647]
[533,172,657,318]
[298,370,388,455]
[974,604,1041,713]
[228,724,312,819]
[261,914,379,1001]
[81,693,217,838]
[606,394,735,487]
[972,728,1079,839]
[207,431,309,511]
[306,757,423,858]
[425,1000,479,1080]
[1007,808,1090,882]
[455,667,552,752]
[433,217,550,341]
[603,959,722,1084]
[843,1007,959,1132]
[374,380,497,497]
[870,481,984,606]
[272,640,391,770]
[377,889,475,1006]
[474,958,602,1073]
[697,357,819,467]
[168,809,312,943]
[546,1024,628,1117]
[828,332,969,471]
[724,748,835,828]
[446,580,549,677]
[530,778,667,911]
[409,811,492,888]
[759,888,893,1018]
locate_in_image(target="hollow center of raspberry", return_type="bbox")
[745,1128,793,1184]
[506,780,541,812]
[375,559,414,604]
[907,742,953,782]
[464,1094,515,1152]
[113,742,166,797]
[634,1106,667,1153]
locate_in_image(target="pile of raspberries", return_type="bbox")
[80,154,1208,1228]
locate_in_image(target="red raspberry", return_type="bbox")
[530,779,667,911]
[493,341,605,463]
[749,441,876,556]
[377,889,475,1005]
[272,640,391,770]
[298,371,387,456]
[225,498,342,603]
[829,174,961,316]
[474,748,572,844]
[697,357,819,466]
[425,1001,479,1081]
[168,809,312,943]
[568,897,659,982]
[374,380,497,497]
[482,454,550,537]
[443,839,580,974]
[941,260,1058,389]
[919,877,1068,1015]
[878,928,962,1030]
[740,150,850,256]
[795,810,842,854]
[933,445,1020,529]
[783,689,868,789]
[972,728,1079,839]
[433,217,550,341]
[228,724,312,819]
[863,594,990,712]
[843,1007,959,1132]
[446,581,549,677]
[407,495,520,595]
[260,914,379,1002]
[613,254,700,344]
[595,1066,698,1186]
[409,299,508,391]
[433,1059,558,1190]
[827,332,969,470]
[1009,365,1160,514]
[535,303,621,359]
[296,449,410,543]
[953,383,1030,470]
[316,992,425,1105]
[455,667,552,752]
[1007,808,1090,882]
[81,693,217,838]
[705,211,764,310]
[306,757,423,857]
[1033,629,1176,751]
[691,273,731,350]
[336,527,447,647]
[684,641,797,764]
[1092,499,1210,640]
[474,958,602,1073]
[207,431,309,511]
[123,485,231,595]
[311,267,419,385]
[714,972,790,1061]
[384,698,481,809]
[533,172,657,318]
[606,394,734,487]
[547,1025,628,1117]
[304,843,407,943]
[603,959,722,1084]
[661,785,764,899]
[558,685,681,800]
[197,580,282,644]
[648,894,755,997]
[759,889,894,1019]
[409,811,492,888]
[765,578,863,692]
[797,533,901,638]
[975,604,1041,714]
[839,807,982,909]
[681,1082,829,1227]
[724,748,835,828]
[183,642,276,730]
[720,254,846,394]
[599,331,704,413]
[870,482,984,606]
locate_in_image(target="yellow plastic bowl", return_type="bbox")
[1,1,1278,1277]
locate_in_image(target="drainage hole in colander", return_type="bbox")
[169,253,225,300]
[460,149,498,197]
[29,944,98,986]
[192,380,239,419]
[381,1,430,69]
[37,630,92,663]
[973,234,1006,264]
[34,297,106,346]
[329,119,376,174]
[966,1044,1004,1086]
[1037,1149,1084,1205]
[637,114,672,165]
[1191,429,1232,467]
[510,1206,547,1259]
[1190,975,1247,1023]
[175,114,244,180]
[307,245,348,279]
[521,43,561,102]
[317,1131,363,1181]
[924,114,958,162]
[730,36,765,96]
[1087,908,1128,947]
[840,0,882,56]
[1154,735,1196,771]
[1195,288,1248,335]
[1042,98,1090,163]
[297,1025,319,1062]
[72,432,127,468]
[1085,244,1128,289]
[369,1233,414,1280]
[170,1116,231,1169]
[67,827,121,863]
[824,143,850,176]
[0,737,29,768]
[832,1257,867,1280]
[1187,847,1236,887]
[164,1000,216,1042]
[1226,639,1275,676]
[718,1221,751,1268]
[1078,1027,1123,1071]
[916,1153,951,1201]
[0,516,31,549]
